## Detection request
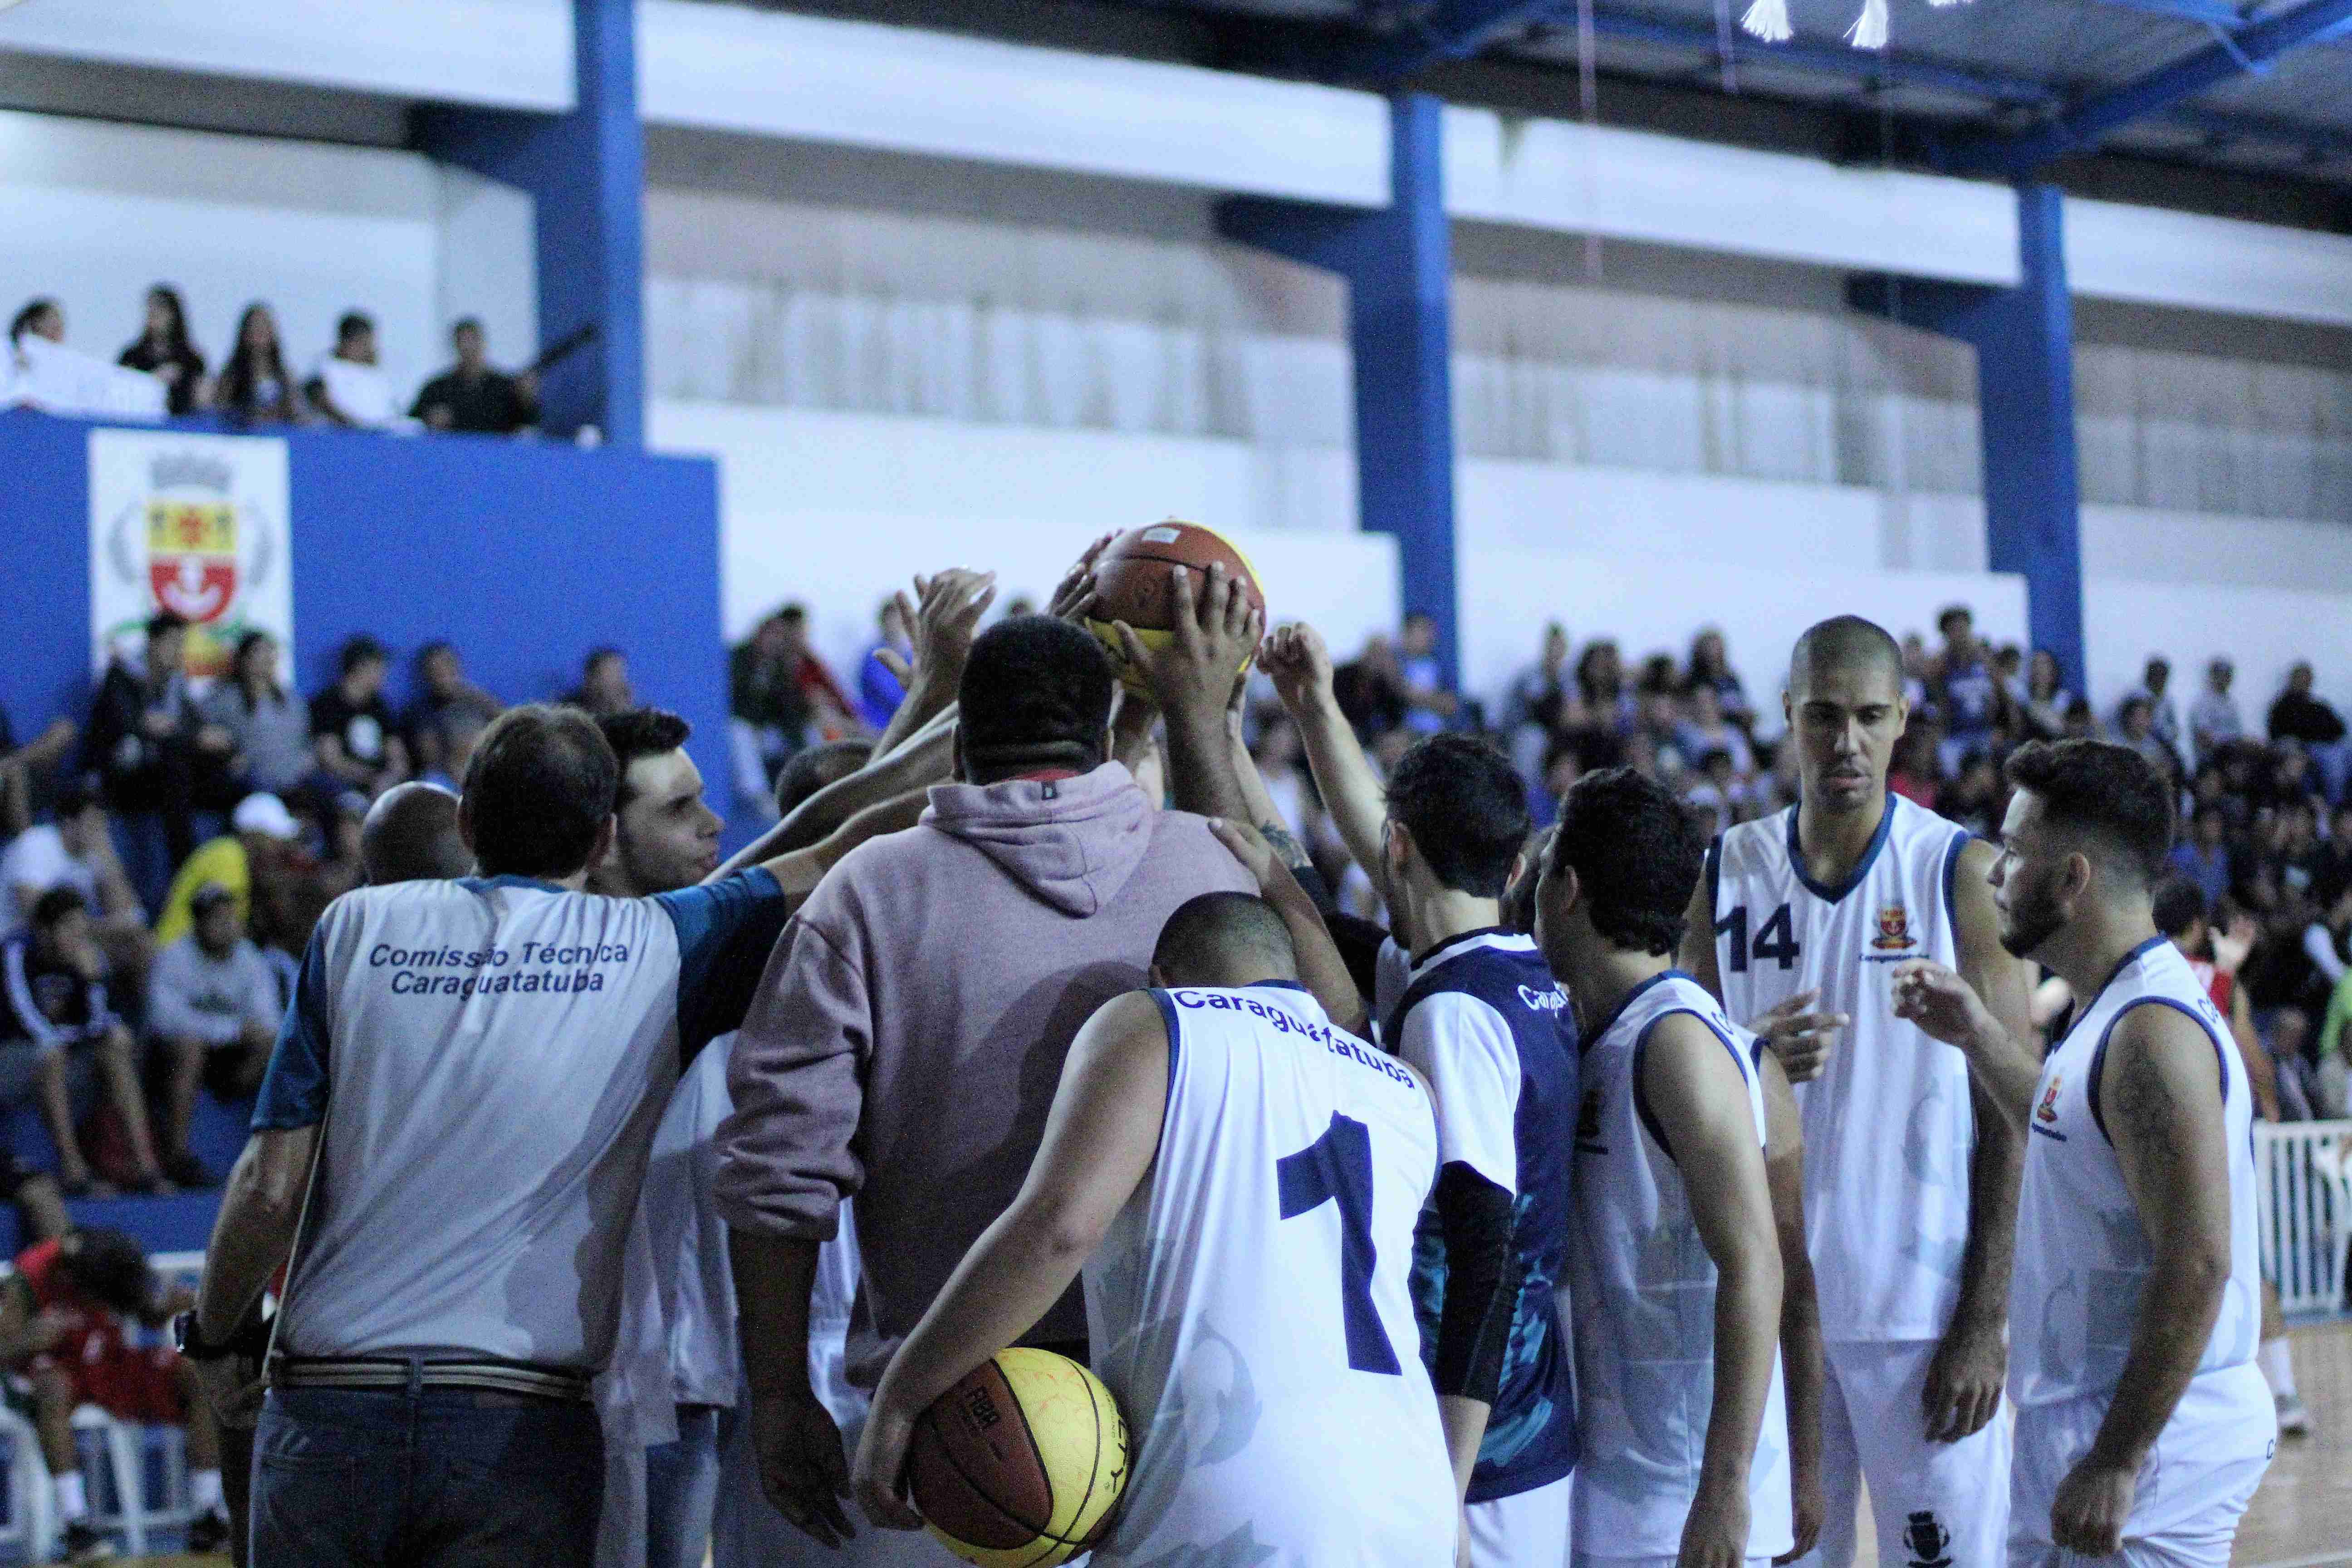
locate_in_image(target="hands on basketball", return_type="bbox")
[749,1386,858,1546]
[2051,1455,2137,1558]
[1109,562,1264,722]
[1744,990,1848,1083]
[1048,532,1116,626]
[849,1391,926,1533]
[1889,959,1994,1052]
[880,567,998,693]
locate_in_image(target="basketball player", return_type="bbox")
[1538,767,1790,1568]
[1261,622,1578,1565]
[852,852,1455,1564]
[1683,616,2027,1568]
[1890,739,2275,1565]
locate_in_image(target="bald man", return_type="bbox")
[360,782,470,886]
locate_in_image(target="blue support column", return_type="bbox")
[414,0,645,448]
[1219,94,1460,690]
[1850,184,2085,694]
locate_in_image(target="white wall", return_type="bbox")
[0,113,537,401]
[2084,579,2352,724]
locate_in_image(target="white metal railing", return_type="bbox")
[2256,1120,2352,1318]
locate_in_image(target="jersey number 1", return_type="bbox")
[1717,902,1801,972]
[1277,1113,1402,1375]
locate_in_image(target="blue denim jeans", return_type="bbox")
[643,1404,721,1568]
[251,1385,603,1567]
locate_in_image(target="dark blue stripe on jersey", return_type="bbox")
[1245,979,1309,993]
[455,874,567,895]
[1629,1007,1750,1166]
[1410,926,1516,972]
[1580,969,1681,1058]
[1394,937,1580,1502]
[1784,793,1896,903]
[1940,830,1973,934]
[2086,995,2231,1147]
[1148,987,1184,1105]
[252,922,335,1131]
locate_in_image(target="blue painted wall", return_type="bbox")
[0,410,727,823]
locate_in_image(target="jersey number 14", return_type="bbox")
[1717,903,1802,973]
[1277,1113,1402,1376]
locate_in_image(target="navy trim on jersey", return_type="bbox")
[1245,979,1310,993]
[1147,987,1184,1105]
[456,874,567,895]
[1583,969,1682,1058]
[1784,793,1896,904]
[2049,935,2169,1061]
[2085,995,2231,1147]
[252,922,334,1131]
[1411,926,1516,972]
[1629,1005,1749,1165]
[1940,830,1973,934]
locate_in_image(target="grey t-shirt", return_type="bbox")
[204,684,315,796]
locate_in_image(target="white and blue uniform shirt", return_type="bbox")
[1568,971,1792,1563]
[254,870,790,1371]
[1710,793,1978,1343]
[1084,982,1454,1568]
[1384,929,1580,1505]
[2013,937,2264,1412]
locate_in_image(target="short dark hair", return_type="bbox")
[461,705,617,878]
[339,633,388,676]
[1938,604,1973,633]
[30,887,88,931]
[776,604,808,627]
[775,740,873,818]
[336,311,373,343]
[1152,892,1297,985]
[585,646,624,674]
[452,316,483,340]
[146,609,189,640]
[2152,877,2207,939]
[1548,766,1705,956]
[957,617,1115,777]
[58,1229,152,1319]
[1386,734,1530,898]
[2004,738,2175,888]
[1788,615,1903,700]
[597,708,691,809]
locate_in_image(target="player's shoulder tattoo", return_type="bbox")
[1256,819,1312,872]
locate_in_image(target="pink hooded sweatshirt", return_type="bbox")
[714,761,1252,1386]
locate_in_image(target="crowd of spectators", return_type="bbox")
[1255,601,2352,1125]
[6,287,541,434]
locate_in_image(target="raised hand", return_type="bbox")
[1109,563,1264,732]
[1744,990,1849,1084]
[1257,622,1334,719]
[882,568,997,698]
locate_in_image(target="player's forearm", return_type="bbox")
[875,1203,1093,1421]
[1698,1242,1783,1502]
[731,1230,823,1400]
[1774,1225,1824,1494]
[1288,694,1387,884]
[196,1134,310,1343]
[1257,865,1368,1037]
[717,725,950,879]
[1436,1395,1492,1504]
[2088,1243,2227,1470]
[872,676,955,763]
[1946,1013,2041,1134]
[1161,705,1249,823]
[1952,1080,2023,1333]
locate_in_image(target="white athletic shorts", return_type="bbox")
[1786,1338,2012,1568]
[710,1325,915,1568]
[1571,1555,1774,1568]
[2007,1365,2274,1568]
[1466,1474,1572,1568]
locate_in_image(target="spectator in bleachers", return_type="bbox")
[2172,801,2235,908]
[1331,633,1410,741]
[215,303,301,426]
[8,298,63,350]
[309,634,409,800]
[404,641,502,784]
[1575,637,1635,733]
[730,612,812,784]
[115,285,207,417]
[1935,747,2003,837]
[1929,603,2001,774]
[147,882,279,1187]
[154,792,302,950]
[2060,695,2097,740]
[0,889,169,1196]
[304,310,397,428]
[0,778,154,999]
[2269,662,2349,802]
[1682,626,1752,733]
[410,317,539,435]
[2021,648,2069,740]
[1396,611,1456,734]
[2192,657,2242,761]
[1,1227,230,1558]
[564,646,635,718]
[81,610,201,915]
[2117,693,2180,783]
[1675,683,1754,780]
[858,596,913,730]
[201,630,317,804]
[2135,655,2182,754]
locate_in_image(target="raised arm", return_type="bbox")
[2050,1003,2237,1558]
[869,568,996,761]
[1260,623,1387,888]
[850,991,1170,1531]
[1925,837,2029,1443]
[1643,1014,1784,1568]
[1107,562,1261,823]
[1206,817,1368,1038]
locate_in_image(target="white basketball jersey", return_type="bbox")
[1568,972,1792,1563]
[1709,794,1976,1342]
[1083,982,1455,1568]
[2013,937,2264,1412]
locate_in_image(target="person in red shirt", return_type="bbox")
[0,1229,227,1560]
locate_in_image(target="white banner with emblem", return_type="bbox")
[88,428,293,681]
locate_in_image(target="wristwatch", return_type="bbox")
[170,1309,238,1362]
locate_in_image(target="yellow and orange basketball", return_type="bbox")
[907,1348,1130,1567]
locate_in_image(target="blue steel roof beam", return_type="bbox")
[1326,0,1559,78]
[2086,0,2249,29]
[1940,0,2352,173]
[1572,6,2059,103]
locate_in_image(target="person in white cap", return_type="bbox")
[154,791,304,947]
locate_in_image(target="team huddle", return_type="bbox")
[181,537,2274,1568]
